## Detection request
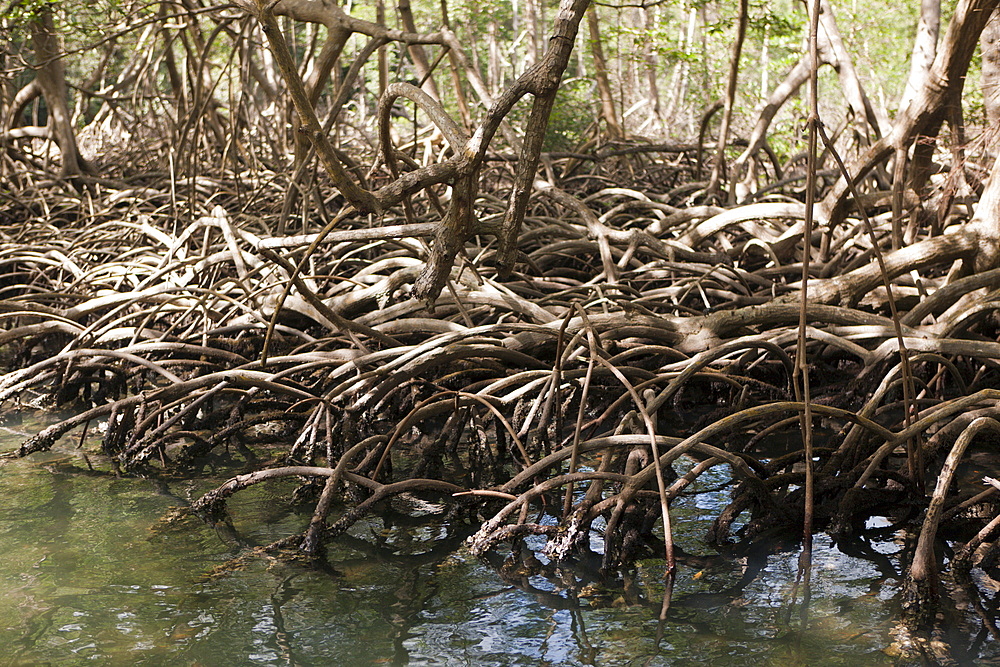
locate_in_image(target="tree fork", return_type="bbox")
[821,0,1000,232]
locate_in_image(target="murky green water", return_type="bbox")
[0,419,917,665]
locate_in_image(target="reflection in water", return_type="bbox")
[0,442,974,665]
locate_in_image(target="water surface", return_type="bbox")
[0,421,913,665]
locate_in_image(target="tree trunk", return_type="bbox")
[663,5,697,131]
[524,0,540,70]
[707,0,748,198]
[587,5,624,139]
[817,0,886,141]
[440,0,472,129]
[899,0,941,113]
[968,144,1000,273]
[982,6,1000,128]
[30,4,90,179]
[488,20,503,97]
[730,55,809,201]
[397,0,442,101]
[821,0,1000,230]
[643,5,664,133]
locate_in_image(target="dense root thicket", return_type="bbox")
[11,0,1000,662]
[8,124,1000,661]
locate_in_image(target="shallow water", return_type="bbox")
[0,420,933,665]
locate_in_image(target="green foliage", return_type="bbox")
[965,50,986,128]
[543,77,594,151]
[4,0,54,25]
[4,0,994,171]
[4,0,126,36]
[448,0,514,42]
[836,0,921,109]
[747,0,800,40]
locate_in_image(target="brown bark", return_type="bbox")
[903,418,1000,626]
[302,28,351,106]
[586,5,623,139]
[397,0,442,101]
[642,6,664,131]
[524,0,541,70]
[820,0,1000,230]
[707,0,748,198]
[377,0,389,99]
[240,0,591,302]
[967,147,1000,273]
[480,0,594,281]
[439,0,472,129]
[29,4,90,179]
[817,0,886,140]
[2,79,41,134]
[663,6,697,128]
[730,0,883,203]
